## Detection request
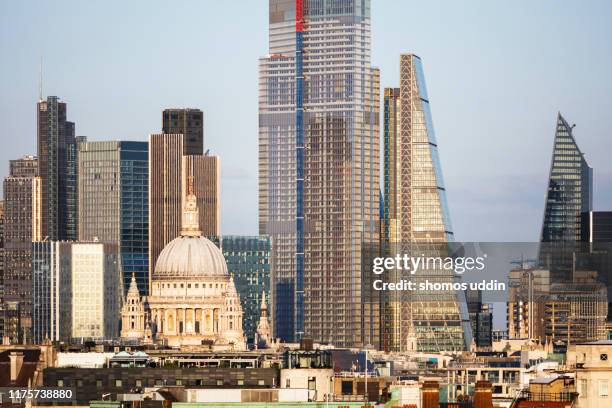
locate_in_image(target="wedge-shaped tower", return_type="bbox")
[382,54,471,352]
[539,113,592,282]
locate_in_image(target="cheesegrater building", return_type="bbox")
[381,54,471,352]
[259,0,380,346]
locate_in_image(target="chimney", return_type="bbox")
[422,381,440,408]
[474,380,493,408]
[9,352,25,382]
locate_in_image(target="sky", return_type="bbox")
[1,0,611,242]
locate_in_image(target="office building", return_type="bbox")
[33,240,121,342]
[78,141,148,295]
[149,132,220,283]
[466,290,493,349]
[184,154,221,237]
[214,235,271,343]
[539,113,592,282]
[37,96,78,241]
[381,54,470,352]
[162,108,204,155]
[259,0,380,346]
[580,211,612,318]
[2,155,42,341]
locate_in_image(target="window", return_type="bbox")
[57,379,64,387]
[176,379,183,386]
[115,379,122,387]
[258,380,265,386]
[217,379,224,386]
[155,379,164,386]
[580,379,587,396]
[96,380,103,388]
[599,380,609,397]
[237,379,244,386]
[135,379,142,387]
[285,379,290,387]
[77,380,83,387]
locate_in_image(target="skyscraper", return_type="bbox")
[78,141,149,295]
[259,0,380,346]
[162,108,204,155]
[539,113,592,282]
[213,235,271,343]
[541,113,592,243]
[381,54,470,352]
[37,96,78,241]
[2,155,42,340]
[148,133,220,283]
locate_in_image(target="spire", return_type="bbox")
[127,273,140,297]
[181,175,201,237]
[39,56,43,101]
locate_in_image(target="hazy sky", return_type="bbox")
[1,0,611,241]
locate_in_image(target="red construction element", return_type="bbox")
[296,0,304,32]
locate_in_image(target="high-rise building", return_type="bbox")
[162,108,204,155]
[37,96,78,241]
[78,141,149,295]
[577,211,612,319]
[381,54,470,352]
[582,212,612,244]
[539,113,592,282]
[183,155,221,237]
[148,132,220,283]
[32,240,120,342]
[213,235,271,343]
[259,0,380,347]
[541,113,592,243]
[2,155,42,341]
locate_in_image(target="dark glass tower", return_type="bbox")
[37,96,78,241]
[212,235,271,343]
[162,108,204,155]
[539,113,592,281]
[78,141,149,295]
[541,113,592,242]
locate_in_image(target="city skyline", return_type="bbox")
[1,1,612,243]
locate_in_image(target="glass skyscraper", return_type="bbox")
[539,113,592,282]
[78,141,148,295]
[259,0,380,346]
[212,235,271,343]
[541,113,592,243]
[37,96,77,241]
[381,54,470,352]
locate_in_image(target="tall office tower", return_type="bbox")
[213,235,271,343]
[149,133,220,282]
[381,54,470,352]
[78,141,149,295]
[3,155,42,341]
[37,96,78,241]
[259,0,380,346]
[162,108,204,155]
[539,113,592,282]
[580,211,612,318]
[32,240,120,342]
